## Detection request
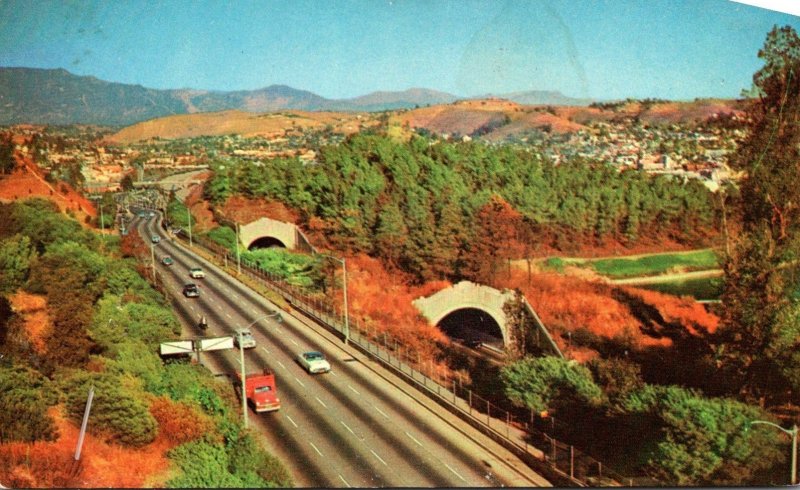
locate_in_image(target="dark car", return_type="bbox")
[183,283,200,298]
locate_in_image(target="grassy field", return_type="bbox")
[583,249,719,278]
[637,276,723,301]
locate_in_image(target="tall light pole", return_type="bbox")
[317,253,349,345]
[235,222,241,275]
[187,205,193,247]
[238,312,282,429]
[150,241,156,281]
[746,420,797,485]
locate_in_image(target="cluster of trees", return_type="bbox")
[0,199,291,487]
[501,357,785,485]
[204,133,718,284]
[717,25,800,406]
[498,25,800,486]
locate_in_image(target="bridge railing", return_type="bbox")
[171,228,659,487]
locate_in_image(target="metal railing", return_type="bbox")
[168,229,659,487]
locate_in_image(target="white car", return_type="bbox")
[233,328,256,349]
[189,267,205,279]
[297,351,331,374]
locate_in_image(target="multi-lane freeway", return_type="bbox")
[135,212,550,488]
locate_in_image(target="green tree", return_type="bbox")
[0,234,37,293]
[0,366,59,443]
[500,356,604,414]
[0,132,15,174]
[718,25,800,404]
[621,385,785,485]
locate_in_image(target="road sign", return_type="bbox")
[159,340,194,356]
[195,336,235,352]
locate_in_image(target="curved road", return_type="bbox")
[135,213,549,488]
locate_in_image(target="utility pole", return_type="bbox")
[187,206,193,247]
[74,386,95,461]
[150,241,156,281]
[317,253,349,344]
[236,222,241,275]
[239,329,248,429]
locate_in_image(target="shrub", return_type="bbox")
[621,384,785,485]
[227,431,294,487]
[63,371,158,447]
[149,397,215,445]
[0,366,59,443]
[501,356,605,413]
[166,440,243,488]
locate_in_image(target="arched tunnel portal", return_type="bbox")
[438,307,504,350]
[248,236,287,250]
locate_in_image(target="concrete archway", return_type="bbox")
[438,307,504,349]
[248,236,287,250]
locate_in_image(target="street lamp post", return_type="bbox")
[746,420,797,485]
[317,253,349,345]
[187,206,193,247]
[235,222,241,275]
[237,312,282,429]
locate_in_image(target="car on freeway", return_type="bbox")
[296,351,331,374]
[151,235,161,243]
[161,256,174,266]
[182,283,200,298]
[233,328,257,349]
[189,267,205,279]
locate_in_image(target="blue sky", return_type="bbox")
[0,0,798,100]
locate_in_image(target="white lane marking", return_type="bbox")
[309,442,323,457]
[289,338,299,346]
[261,346,270,354]
[338,474,351,488]
[286,415,298,428]
[348,385,361,396]
[329,370,337,376]
[370,449,388,466]
[207,296,214,303]
[444,463,467,482]
[225,313,233,320]
[315,396,328,409]
[405,431,423,447]
[251,309,259,316]
[340,420,356,436]
[294,377,306,388]
[372,404,389,420]
[277,360,286,369]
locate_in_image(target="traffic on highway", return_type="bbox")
[132,208,548,488]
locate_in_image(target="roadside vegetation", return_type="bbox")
[570,249,720,278]
[0,199,292,488]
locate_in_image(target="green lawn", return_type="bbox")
[586,249,719,278]
[637,276,723,301]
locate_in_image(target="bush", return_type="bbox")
[501,356,605,413]
[227,431,294,487]
[0,366,59,443]
[621,384,785,485]
[63,371,158,447]
[149,397,215,445]
[166,440,243,488]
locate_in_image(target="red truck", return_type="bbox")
[237,369,281,413]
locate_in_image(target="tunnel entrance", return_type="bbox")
[438,308,504,350]
[248,236,287,250]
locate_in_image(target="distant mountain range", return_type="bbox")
[0,67,593,126]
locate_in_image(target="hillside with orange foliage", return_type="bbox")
[495,268,719,362]
[8,291,50,354]
[0,152,96,224]
[0,406,173,488]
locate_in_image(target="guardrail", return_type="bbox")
[168,227,659,487]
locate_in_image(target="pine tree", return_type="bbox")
[718,25,800,405]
